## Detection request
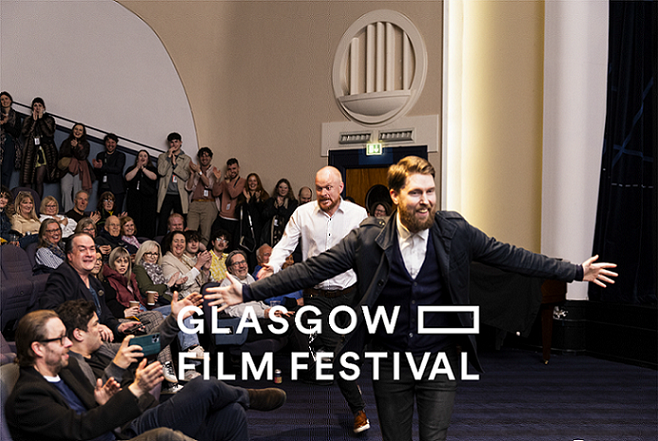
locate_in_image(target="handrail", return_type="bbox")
[14,101,166,155]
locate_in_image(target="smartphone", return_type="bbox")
[130,333,161,357]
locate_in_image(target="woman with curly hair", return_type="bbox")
[20,97,59,197]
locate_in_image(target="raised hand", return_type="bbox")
[94,377,121,405]
[581,255,618,288]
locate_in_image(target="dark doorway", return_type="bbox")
[329,146,428,210]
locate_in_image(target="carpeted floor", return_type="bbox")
[226,347,657,441]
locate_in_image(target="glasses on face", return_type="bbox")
[46,228,61,234]
[103,198,114,203]
[83,227,95,233]
[231,260,247,267]
[45,204,57,209]
[39,334,67,346]
[144,252,158,257]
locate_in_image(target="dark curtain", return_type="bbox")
[590,1,657,304]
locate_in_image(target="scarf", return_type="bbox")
[142,262,167,285]
[47,242,66,261]
[68,158,94,191]
[102,264,145,308]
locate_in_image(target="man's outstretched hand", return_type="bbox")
[205,274,244,309]
[582,255,618,288]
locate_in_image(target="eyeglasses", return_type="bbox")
[231,260,247,267]
[83,227,95,233]
[144,252,158,257]
[45,204,58,208]
[39,334,68,345]
[103,198,114,203]
[46,228,61,234]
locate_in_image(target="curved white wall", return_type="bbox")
[542,0,609,300]
[0,0,197,157]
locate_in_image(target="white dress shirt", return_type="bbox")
[269,199,368,290]
[396,212,429,279]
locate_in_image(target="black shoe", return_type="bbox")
[247,388,287,411]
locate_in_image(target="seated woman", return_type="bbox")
[0,186,18,245]
[134,240,187,306]
[39,195,77,238]
[120,216,141,253]
[133,240,204,365]
[99,247,177,381]
[34,218,66,272]
[208,229,230,283]
[161,231,212,299]
[261,178,298,247]
[10,191,40,248]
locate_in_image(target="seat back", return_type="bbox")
[0,363,19,441]
[0,247,35,332]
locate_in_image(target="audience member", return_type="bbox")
[39,195,77,238]
[121,216,141,252]
[74,217,98,238]
[298,186,313,205]
[66,190,101,223]
[134,240,187,305]
[186,147,219,245]
[167,213,185,233]
[236,172,268,267]
[0,185,18,245]
[161,231,211,299]
[40,233,141,340]
[369,201,392,218]
[34,218,66,272]
[211,157,245,250]
[133,240,203,373]
[96,214,135,255]
[252,243,272,280]
[125,149,158,239]
[157,132,191,236]
[93,133,126,212]
[11,190,41,247]
[96,190,125,231]
[1,91,22,188]
[209,229,230,283]
[99,247,175,380]
[261,178,298,247]
[6,308,286,441]
[58,122,93,212]
[20,97,58,197]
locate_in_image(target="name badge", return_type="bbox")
[172,175,177,184]
[204,190,209,198]
[136,181,140,191]
[34,137,40,146]
[226,202,231,210]
[103,175,108,183]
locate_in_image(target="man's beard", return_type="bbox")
[318,196,339,214]
[398,204,436,233]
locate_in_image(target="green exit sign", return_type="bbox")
[366,143,383,155]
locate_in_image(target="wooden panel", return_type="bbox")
[345,167,389,209]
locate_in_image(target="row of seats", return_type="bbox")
[0,244,48,334]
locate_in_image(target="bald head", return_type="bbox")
[104,216,121,237]
[315,166,344,215]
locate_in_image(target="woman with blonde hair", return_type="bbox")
[134,240,186,305]
[39,195,77,238]
[11,191,40,247]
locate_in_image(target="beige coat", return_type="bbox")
[157,151,191,213]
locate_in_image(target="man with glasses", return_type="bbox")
[41,233,140,342]
[6,308,286,441]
